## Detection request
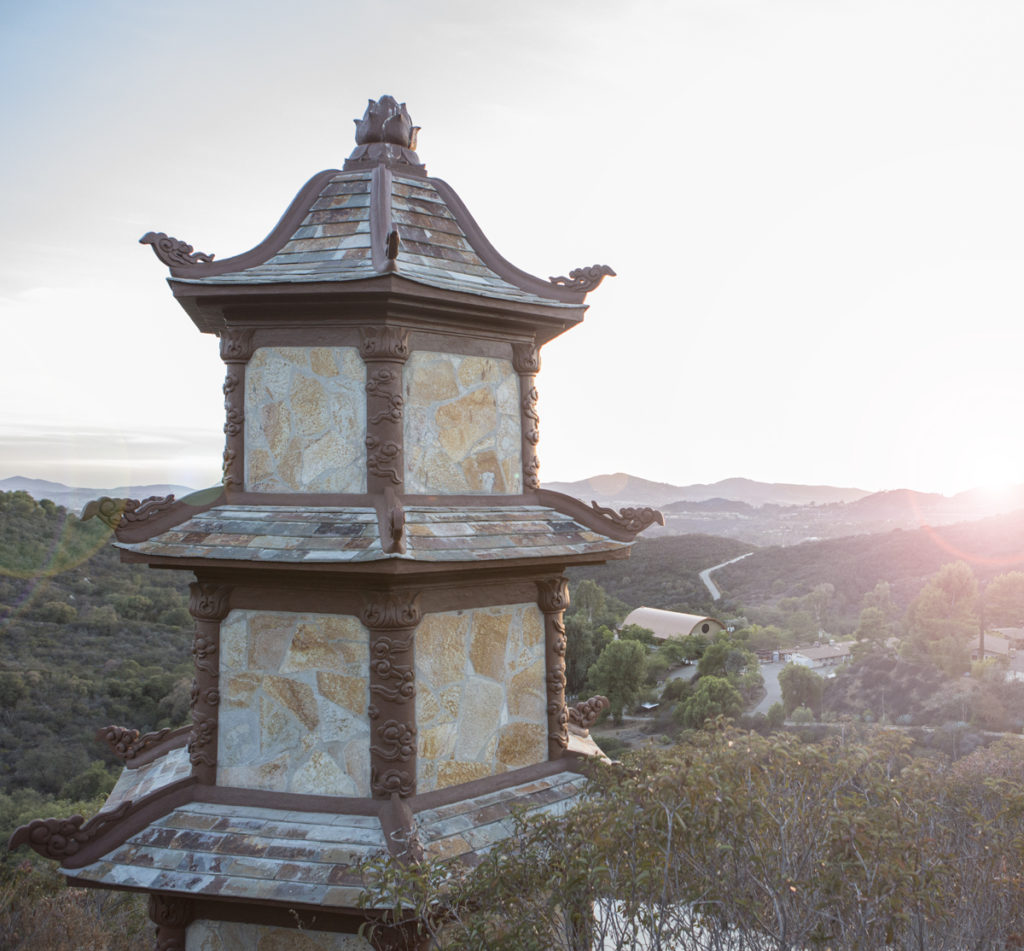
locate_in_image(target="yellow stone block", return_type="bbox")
[461,449,505,492]
[496,722,546,769]
[436,388,497,461]
[437,761,494,789]
[264,676,319,731]
[407,355,459,403]
[469,611,511,681]
[456,355,503,388]
[508,660,546,720]
[247,614,292,670]
[291,376,329,437]
[415,613,469,687]
[309,347,340,377]
[316,671,367,716]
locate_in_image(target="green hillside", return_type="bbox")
[0,491,193,797]
[567,533,755,615]
[715,509,1024,623]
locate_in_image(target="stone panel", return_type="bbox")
[404,352,522,494]
[415,603,546,792]
[218,610,370,796]
[245,347,366,493]
[187,919,371,950]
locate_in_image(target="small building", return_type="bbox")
[791,644,851,669]
[992,627,1024,650]
[969,633,1015,662]
[620,606,725,642]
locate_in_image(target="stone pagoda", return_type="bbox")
[10,95,662,950]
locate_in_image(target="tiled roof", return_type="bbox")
[62,770,588,909]
[115,505,629,565]
[172,172,577,309]
[105,747,192,811]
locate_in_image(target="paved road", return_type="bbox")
[666,663,699,684]
[699,552,753,601]
[752,661,784,714]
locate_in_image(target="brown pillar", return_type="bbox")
[513,342,541,490]
[219,328,255,495]
[537,577,570,758]
[361,326,409,495]
[362,591,421,798]
[148,894,193,951]
[187,582,231,784]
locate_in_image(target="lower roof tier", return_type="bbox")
[115,504,630,566]
[61,748,589,910]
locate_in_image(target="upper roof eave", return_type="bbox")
[167,273,588,339]
[148,164,607,315]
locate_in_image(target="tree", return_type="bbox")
[356,730,1024,951]
[586,639,646,724]
[778,662,824,717]
[676,675,742,729]
[905,562,978,676]
[854,581,899,647]
[570,579,606,625]
[617,623,655,646]
[985,571,1024,627]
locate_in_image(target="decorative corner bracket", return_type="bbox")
[140,232,215,268]
[81,495,176,531]
[7,802,131,861]
[568,695,610,734]
[97,725,173,762]
[549,264,616,292]
[589,501,664,535]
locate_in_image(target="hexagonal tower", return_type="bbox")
[10,96,662,950]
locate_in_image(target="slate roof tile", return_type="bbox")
[117,505,628,565]
[173,170,580,309]
[64,770,589,908]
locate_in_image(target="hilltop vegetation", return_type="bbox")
[0,491,193,799]
[363,728,1024,951]
[567,533,753,616]
[580,509,1024,631]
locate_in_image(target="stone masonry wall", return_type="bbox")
[416,603,547,792]
[404,352,522,494]
[187,919,371,950]
[245,346,366,493]
[218,610,370,796]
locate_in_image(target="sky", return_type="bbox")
[1,0,1023,497]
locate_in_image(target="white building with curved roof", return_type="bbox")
[620,607,725,641]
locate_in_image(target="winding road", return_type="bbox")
[699,552,753,601]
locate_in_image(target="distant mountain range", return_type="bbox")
[543,473,872,508]
[0,477,197,514]
[542,473,1024,546]
[6,472,1024,548]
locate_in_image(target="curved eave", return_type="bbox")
[165,169,343,280]
[156,165,596,315]
[167,273,587,341]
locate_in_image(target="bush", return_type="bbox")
[791,704,815,724]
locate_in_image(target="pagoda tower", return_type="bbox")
[10,95,662,950]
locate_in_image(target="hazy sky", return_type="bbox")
[2,0,1022,496]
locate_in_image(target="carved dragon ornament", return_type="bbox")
[140,232,214,268]
[549,264,616,293]
[8,802,131,861]
[589,501,665,535]
[82,495,177,531]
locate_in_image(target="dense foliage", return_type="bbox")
[360,727,1024,950]
[715,510,1024,627]
[0,492,193,797]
